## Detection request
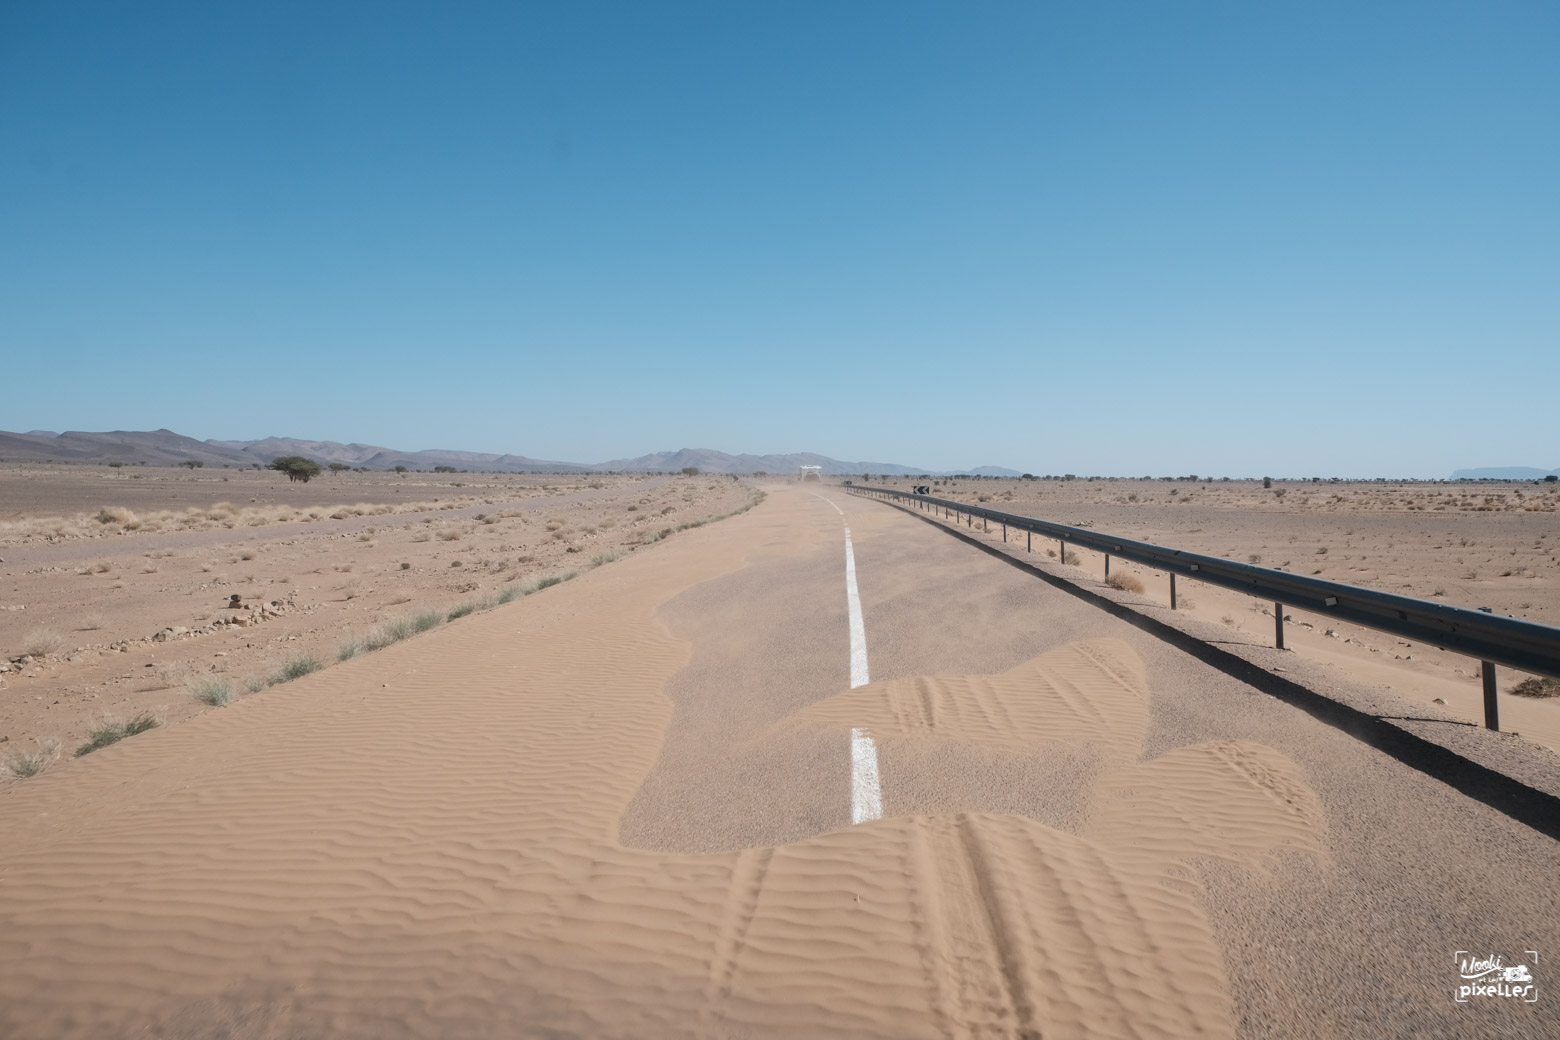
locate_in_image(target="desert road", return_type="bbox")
[1,485,1556,1038]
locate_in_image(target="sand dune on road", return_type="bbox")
[1,489,1329,1038]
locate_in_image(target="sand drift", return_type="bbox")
[0,487,1554,1038]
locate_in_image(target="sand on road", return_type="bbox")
[0,485,1554,1038]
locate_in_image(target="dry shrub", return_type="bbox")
[1105,572,1145,594]
[1510,676,1560,699]
[22,628,65,657]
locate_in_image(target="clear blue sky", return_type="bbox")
[3,1,1555,477]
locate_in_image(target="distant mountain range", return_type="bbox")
[1449,466,1560,480]
[0,429,1020,477]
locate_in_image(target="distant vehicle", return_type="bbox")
[842,480,853,486]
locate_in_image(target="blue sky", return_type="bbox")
[3,1,1555,477]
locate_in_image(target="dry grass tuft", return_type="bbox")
[273,653,323,684]
[1105,572,1145,594]
[4,738,61,779]
[189,677,234,706]
[76,712,160,756]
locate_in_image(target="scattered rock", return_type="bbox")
[1432,697,1446,704]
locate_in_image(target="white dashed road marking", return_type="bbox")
[842,522,881,822]
[851,728,883,824]
[844,526,869,690]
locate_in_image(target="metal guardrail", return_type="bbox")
[847,485,1560,731]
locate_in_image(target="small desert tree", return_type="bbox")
[270,456,322,483]
[681,467,699,476]
[328,462,350,474]
[394,465,408,474]
[180,460,204,469]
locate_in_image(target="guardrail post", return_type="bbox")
[1058,538,1064,561]
[1104,554,1111,580]
[1026,531,1031,552]
[1002,522,1006,542]
[1275,602,1284,649]
[1170,573,1177,610]
[1482,661,1499,731]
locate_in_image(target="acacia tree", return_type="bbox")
[270,456,322,483]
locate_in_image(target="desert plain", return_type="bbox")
[882,475,1560,750]
[1,467,1557,1038]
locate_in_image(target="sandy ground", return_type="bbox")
[0,484,1555,1037]
[0,466,755,762]
[860,477,1560,751]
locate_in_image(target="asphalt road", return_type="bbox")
[623,485,1559,1038]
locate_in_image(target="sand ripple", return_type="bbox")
[0,492,1327,1038]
